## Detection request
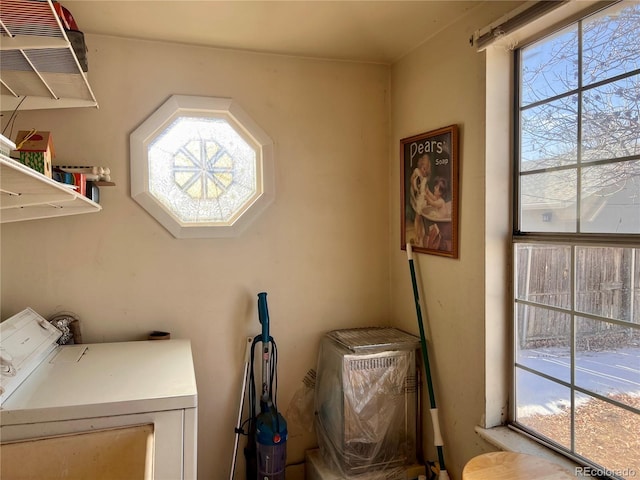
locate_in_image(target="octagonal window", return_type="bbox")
[130,96,274,238]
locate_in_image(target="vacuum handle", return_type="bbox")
[258,292,270,344]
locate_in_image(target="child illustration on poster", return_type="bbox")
[401,125,459,258]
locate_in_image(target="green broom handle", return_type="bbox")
[409,256,437,408]
[407,243,448,478]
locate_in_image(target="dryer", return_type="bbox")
[0,308,198,480]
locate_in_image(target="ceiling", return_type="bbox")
[62,1,486,64]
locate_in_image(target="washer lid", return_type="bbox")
[0,308,61,404]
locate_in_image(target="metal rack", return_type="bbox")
[0,0,98,111]
[0,154,101,223]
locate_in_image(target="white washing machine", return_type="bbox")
[0,308,198,480]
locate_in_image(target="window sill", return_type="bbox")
[474,425,594,478]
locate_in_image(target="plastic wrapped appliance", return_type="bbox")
[314,327,420,476]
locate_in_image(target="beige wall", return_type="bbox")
[389,2,521,479]
[1,35,390,478]
[1,2,523,478]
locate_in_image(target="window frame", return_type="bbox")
[510,2,640,474]
[130,95,275,239]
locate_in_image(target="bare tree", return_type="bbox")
[518,3,640,233]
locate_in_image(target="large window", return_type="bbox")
[513,2,639,478]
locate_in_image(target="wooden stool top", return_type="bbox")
[462,451,574,480]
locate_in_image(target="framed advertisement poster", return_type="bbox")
[401,124,459,258]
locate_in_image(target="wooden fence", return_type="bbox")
[516,245,640,350]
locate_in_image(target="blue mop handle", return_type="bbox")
[257,292,272,409]
[258,292,270,344]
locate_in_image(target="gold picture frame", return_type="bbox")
[401,125,459,258]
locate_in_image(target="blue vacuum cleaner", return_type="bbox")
[246,292,288,479]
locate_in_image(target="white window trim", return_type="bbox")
[130,95,275,238]
[484,43,512,430]
[475,425,586,474]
